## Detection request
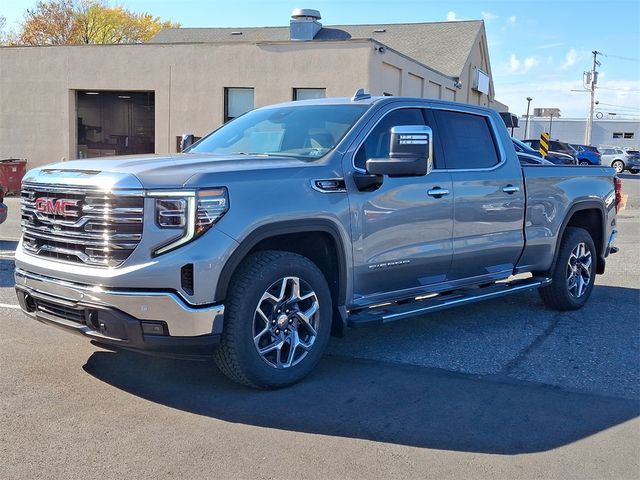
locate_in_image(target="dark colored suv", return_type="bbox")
[520,139,577,165]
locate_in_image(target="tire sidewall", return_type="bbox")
[225,253,332,388]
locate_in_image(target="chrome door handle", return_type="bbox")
[427,187,450,198]
[502,185,520,194]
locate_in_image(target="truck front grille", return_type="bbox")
[21,183,144,267]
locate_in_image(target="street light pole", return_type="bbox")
[549,113,554,137]
[585,50,601,145]
[525,97,533,139]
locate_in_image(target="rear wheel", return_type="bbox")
[539,227,596,311]
[612,160,624,173]
[214,250,332,389]
[579,160,590,166]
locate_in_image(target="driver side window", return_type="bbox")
[355,108,426,169]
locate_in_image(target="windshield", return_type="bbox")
[188,104,368,158]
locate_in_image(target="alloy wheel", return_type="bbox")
[252,276,320,369]
[566,242,592,298]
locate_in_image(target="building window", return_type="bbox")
[224,87,254,122]
[613,132,623,139]
[293,88,326,101]
[624,132,634,139]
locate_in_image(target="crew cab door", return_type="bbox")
[430,106,525,281]
[345,106,453,304]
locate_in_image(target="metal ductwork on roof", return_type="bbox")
[290,8,322,41]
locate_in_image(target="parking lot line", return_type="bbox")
[0,303,20,309]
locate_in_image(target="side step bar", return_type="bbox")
[347,277,551,328]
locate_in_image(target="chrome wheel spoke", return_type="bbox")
[283,332,300,368]
[259,338,283,356]
[296,302,319,336]
[576,274,586,297]
[289,277,301,301]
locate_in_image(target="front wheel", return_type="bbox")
[214,251,332,389]
[579,160,590,166]
[539,227,596,311]
[612,160,625,173]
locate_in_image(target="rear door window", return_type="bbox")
[433,110,500,169]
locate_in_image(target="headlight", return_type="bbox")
[151,188,229,255]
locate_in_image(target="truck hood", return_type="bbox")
[23,153,314,189]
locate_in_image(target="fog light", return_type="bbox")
[141,321,169,336]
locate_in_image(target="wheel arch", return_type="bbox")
[551,201,607,275]
[215,220,349,333]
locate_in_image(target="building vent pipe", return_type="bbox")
[290,8,322,41]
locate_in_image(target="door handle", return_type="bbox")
[427,187,450,198]
[502,185,520,194]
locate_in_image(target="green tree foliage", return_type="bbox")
[16,0,180,46]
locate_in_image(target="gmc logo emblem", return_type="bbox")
[34,197,79,217]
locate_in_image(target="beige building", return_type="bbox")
[0,10,505,168]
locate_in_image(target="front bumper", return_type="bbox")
[15,268,224,356]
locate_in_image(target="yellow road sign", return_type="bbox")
[540,132,550,157]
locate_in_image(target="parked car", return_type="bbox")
[15,95,620,388]
[514,138,576,165]
[0,186,6,225]
[517,152,555,165]
[521,139,578,165]
[600,147,640,174]
[570,144,602,166]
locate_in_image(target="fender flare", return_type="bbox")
[550,200,607,275]
[215,219,349,310]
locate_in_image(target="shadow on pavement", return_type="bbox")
[84,284,640,455]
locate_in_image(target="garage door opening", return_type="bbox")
[76,90,154,159]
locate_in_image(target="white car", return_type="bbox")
[599,147,640,174]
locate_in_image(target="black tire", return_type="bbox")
[630,169,639,175]
[612,160,625,174]
[539,227,597,311]
[214,250,332,389]
[579,160,590,166]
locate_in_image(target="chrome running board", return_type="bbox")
[347,277,551,327]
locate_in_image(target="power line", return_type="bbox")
[596,101,640,109]
[602,53,640,62]
[597,87,640,93]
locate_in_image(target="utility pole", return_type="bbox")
[549,113,554,137]
[585,50,601,145]
[525,97,533,139]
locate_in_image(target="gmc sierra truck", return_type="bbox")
[15,92,621,388]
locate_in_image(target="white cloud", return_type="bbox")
[508,54,520,73]
[501,15,517,31]
[523,57,539,72]
[506,54,539,74]
[536,42,564,50]
[446,11,458,21]
[561,48,579,69]
[481,11,497,21]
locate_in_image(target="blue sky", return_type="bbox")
[3,0,639,117]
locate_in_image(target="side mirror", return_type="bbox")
[180,133,195,152]
[365,125,433,177]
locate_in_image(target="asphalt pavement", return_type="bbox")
[0,174,638,479]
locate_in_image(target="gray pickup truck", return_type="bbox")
[15,93,621,388]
